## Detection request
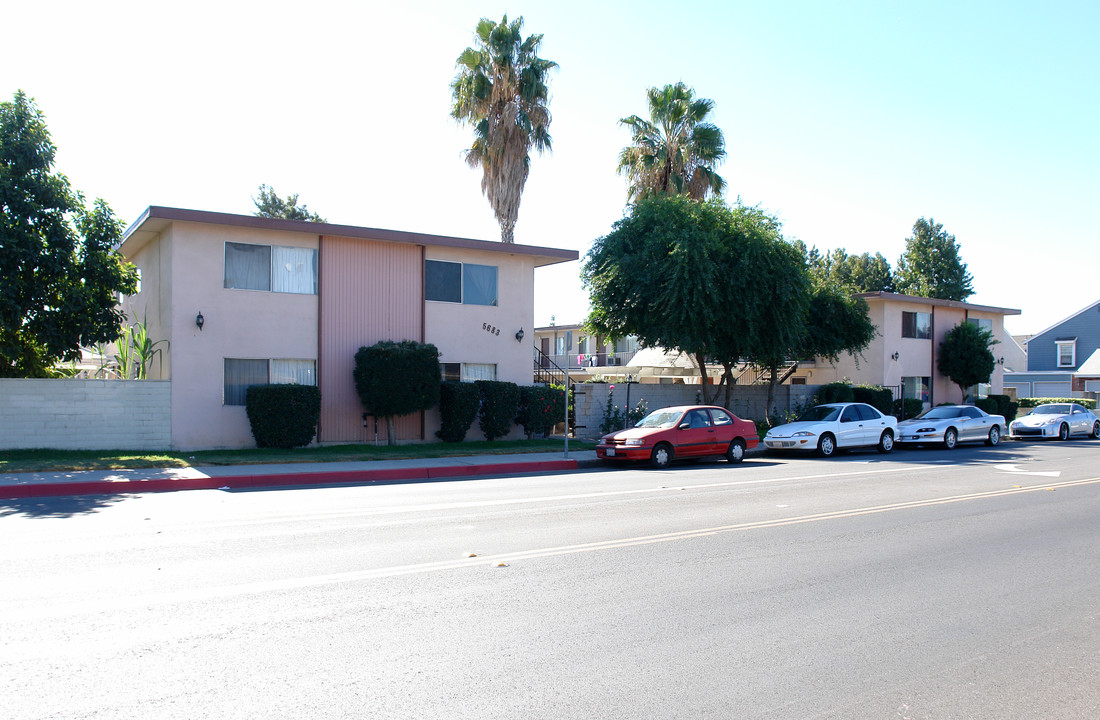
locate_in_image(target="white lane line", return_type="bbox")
[14,474,1096,622]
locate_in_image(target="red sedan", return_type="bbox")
[596,405,759,468]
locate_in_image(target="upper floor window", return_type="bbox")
[902,311,931,339]
[425,260,498,306]
[968,317,993,333]
[224,242,317,294]
[1056,339,1076,367]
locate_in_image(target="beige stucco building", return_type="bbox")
[789,292,1021,407]
[119,207,577,449]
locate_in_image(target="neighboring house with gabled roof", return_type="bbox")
[1003,299,1100,398]
[118,206,577,449]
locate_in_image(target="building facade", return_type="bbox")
[119,207,576,449]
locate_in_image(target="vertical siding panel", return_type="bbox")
[319,236,423,442]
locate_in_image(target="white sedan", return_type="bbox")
[896,405,1006,448]
[1009,403,1100,440]
[763,402,898,457]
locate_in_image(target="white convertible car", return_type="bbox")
[1009,403,1100,440]
[896,404,1006,448]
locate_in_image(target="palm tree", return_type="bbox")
[617,82,727,202]
[451,15,557,243]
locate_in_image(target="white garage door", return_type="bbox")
[1086,380,1100,393]
[1003,382,1030,398]
[1034,381,1071,397]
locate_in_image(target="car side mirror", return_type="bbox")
[679,422,691,430]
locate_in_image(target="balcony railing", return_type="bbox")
[540,349,638,371]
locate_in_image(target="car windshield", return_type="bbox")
[635,410,682,429]
[797,406,842,422]
[1031,404,1070,415]
[917,407,965,420]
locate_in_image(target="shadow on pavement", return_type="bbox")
[0,493,131,519]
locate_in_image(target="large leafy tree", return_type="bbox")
[0,91,138,378]
[582,196,804,406]
[451,14,556,243]
[895,217,973,301]
[938,322,996,402]
[252,184,325,222]
[617,82,727,202]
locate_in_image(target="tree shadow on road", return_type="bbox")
[0,493,130,519]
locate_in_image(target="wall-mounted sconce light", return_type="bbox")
[891,351,900,361]
[997,356,1005,365]
[515,328,525,343]
[196,312,205,331]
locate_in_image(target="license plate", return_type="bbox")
[606,448,615,457]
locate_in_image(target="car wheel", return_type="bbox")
[726,438,746,464]
[986,426,1001,446]
[1091,421,1100,439]
[1058,423,1070,441]
[877,430,894,453]
[817,433,836,458]
[943,428,958,450]
[650,442,673,469]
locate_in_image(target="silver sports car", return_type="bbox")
[1009,403,1100,440]
[896,404,1006,448]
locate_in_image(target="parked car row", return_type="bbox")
[595,402,1099,468]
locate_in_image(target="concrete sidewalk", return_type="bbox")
[0,451,603,500]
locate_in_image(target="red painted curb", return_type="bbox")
[0,459,580,500]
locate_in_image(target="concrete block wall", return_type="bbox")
[573,382,820,440]
[0,379,171,450]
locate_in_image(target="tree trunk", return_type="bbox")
[765,364,779,422]
[694,352,716,405]
[386,416,397,446]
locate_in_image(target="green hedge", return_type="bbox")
[517,385,565,439]
[814,382,854,405]
[853,385,894,416]
[436,381,480,442]
[977,394,1018,423]
[1018,396,1096,409]
[476,380,520,441]
[245,384,321,449]
[892,398,924,421]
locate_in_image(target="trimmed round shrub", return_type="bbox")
[892,397,924,421]
[437,381,480,442]
[246,384,321,448]
[517,385,565,439]
[475,380,520,441]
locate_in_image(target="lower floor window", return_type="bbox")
[901,376,931,405]
[440,362,497,383]
[224,357,317,406]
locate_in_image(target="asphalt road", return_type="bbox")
[3,440,1099,719]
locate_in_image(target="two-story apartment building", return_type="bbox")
[789,292,1021,407]
[119,207,577,449]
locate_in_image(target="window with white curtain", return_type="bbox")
[224,358,317,405]
[271,359,317,385]
[224,242,316,294]
[461,363,496,381]
[271,246,318,294]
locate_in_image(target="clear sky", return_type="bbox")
[4,0,1096,336]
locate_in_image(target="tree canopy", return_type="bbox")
[806,247,894,294]
[938,322,996,401]
[450,14,556,243]
[252,184,325,222]
[583,196,808,406]
[895,217,974,301]
[0,91,138,377]
[617,82,726,202]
